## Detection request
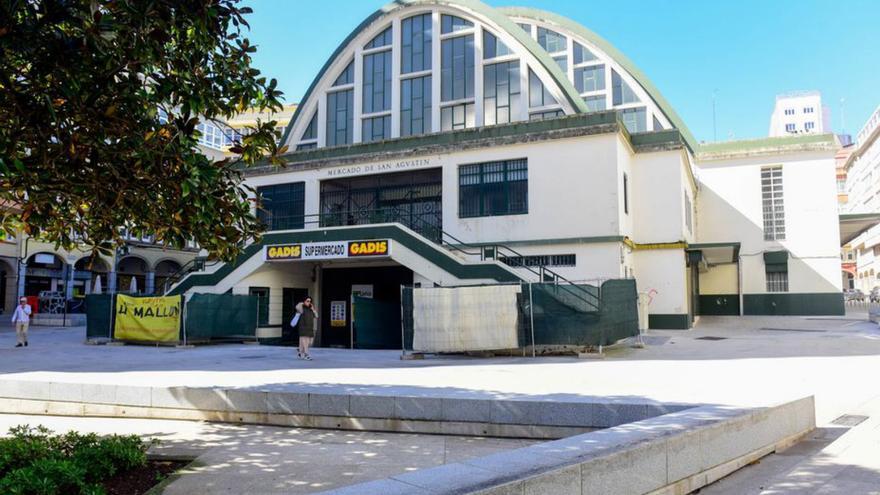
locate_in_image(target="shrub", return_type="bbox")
[0,425,151,494]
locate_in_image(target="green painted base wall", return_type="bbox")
[649,314,690,330]
[743,293,844,316]
[698,294,740,316]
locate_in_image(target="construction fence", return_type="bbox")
[401,279,639,354]
[85,293,258,345]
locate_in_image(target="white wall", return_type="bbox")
[633,249,688,315]
[630,149,688,244]
[697,150,841,294]
[699,264,738,294]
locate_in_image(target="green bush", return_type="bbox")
[0,425,151,495]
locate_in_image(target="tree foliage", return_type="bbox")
[0,0,285,260]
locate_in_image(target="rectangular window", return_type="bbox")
[574,64,605,93]
[483,61,521,126]
[762,166,785,240]
[401,75,432,137]
[784,108,794,116]
[805,121,815,130]
[612,69,640,105]
[459,159,528,218]
[623,173,629,215]
[529,110,564,121]
[684,192,692,233]
[619,107,647,133]
[361,115,391,143]
[583,95,606,112]
[785,123,796,133]
[440,102,475,131]
[326,89,353,146]
[441,34,475,102]
[537,27,567,53]
[501,254,576,268]
[528,69,557,108]
[257,182,305,231]
[363,50,392,114]
[804,107,814,113]
[766,272,788,292]
[401,14,432,74]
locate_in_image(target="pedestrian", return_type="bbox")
[11,297,32,348]
[291,296,318,360]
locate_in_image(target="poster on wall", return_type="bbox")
[330,300,347,327]
[351,284,374,299]
[114,294,181,342]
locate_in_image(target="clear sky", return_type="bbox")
[242,0,879,143]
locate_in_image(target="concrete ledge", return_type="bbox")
[0,379,689,437]
[317,396,815,495]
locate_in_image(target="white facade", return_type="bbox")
[768,91,831,137]
[842,104,880,291]
[173,0,844,331]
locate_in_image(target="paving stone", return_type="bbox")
[395,396,442,421]
[309,393,350,416]
[350,395,394,418]
[266,392,309,415]
[442,398,494,423]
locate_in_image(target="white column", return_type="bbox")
[353,47,364,143]
[474,25,484,127]
[431,11,441,132]
[391,17,402,138]
[519,58,529,122]
[317,94,327,148]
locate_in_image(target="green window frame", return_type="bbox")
[459,159,528,218]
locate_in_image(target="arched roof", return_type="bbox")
[499,6,696,150]
[281,0,695,151]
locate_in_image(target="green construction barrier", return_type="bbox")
[85,294,114,340]
[352,296,401,349]
[184,293,258,342]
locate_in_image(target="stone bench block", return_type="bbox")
[394,396,442,421]
[224,389,267,413]
[150,387,229,411]
[309,393,350,417]
[266,392,309,415]
[350,395,395,419]
[441,398,494,423]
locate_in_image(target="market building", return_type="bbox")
[170,0,844,344]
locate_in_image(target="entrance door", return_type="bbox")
[352,296,400,349]
[282,288,309,345]
[249,287,269,326]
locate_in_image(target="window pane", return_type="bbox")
[333,60,354,86]
[401,14,432,74]
[537,27,566,53]
[362,115,391,143]
[401,75,432,137]
[301,112,318,140]
[612,69,640,105]
[441,14,473,34]
[326,89,353,146]
[483,30,512,59]
[440,102,475,131]
[441,34,475,102]
[575,64,605,93]
[573,42,597,64]
[762,166,785,240]
[363,50,392,114]
[619,107,647,133]
[483,61,521,126]
[583,95,606,111]
[365,26,392,49]
[528,69,557,108]
[257,182,306,231]
[458,159,528,218]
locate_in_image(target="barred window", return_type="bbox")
[762,167,785,240]
[257,182,305,231]
[766,272,788,292]
[501,254,576,268]
[459,159,528,218]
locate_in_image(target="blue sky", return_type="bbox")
[242,0,879,142]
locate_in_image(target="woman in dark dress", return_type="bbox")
[292,296,318,360]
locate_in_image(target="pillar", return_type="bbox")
[146,271,155,295]
[65,264,75,300]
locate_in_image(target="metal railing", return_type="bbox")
[167,208,601,311]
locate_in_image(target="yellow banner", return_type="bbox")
[114,294,181,342]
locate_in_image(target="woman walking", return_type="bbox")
[291,296,318,360]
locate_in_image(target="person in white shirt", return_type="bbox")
[11,297,31,348]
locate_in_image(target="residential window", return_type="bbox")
[785,123,796,133]
[441,34,475,102]
[537,27,566,53]
[257,182,305,231]
[401,75,432,137]
[583,95,606,112]
[761,166,785,240]
[611,69,640,105]
[501,254,576,268]
[365,26,392,49]
[574,64,605,93]
[401,14,431,74]
[459,159,528,217]
[766,272,788,292]
[804,107,814,114]
[361,115,391,143]
[784,108,795,116]
[528,69,557,108]
[333,60,354,86]
[482,31,511,59]
[363,50,392,114]
[573,42,597,64]
[684,193,692,233]
[619,107,647,133]
[805,121,815,130]
[623,173,629,214]
[483,61,521,126]
[440,102,475,131]
[441,15,473,34]
[326,89,353,147]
